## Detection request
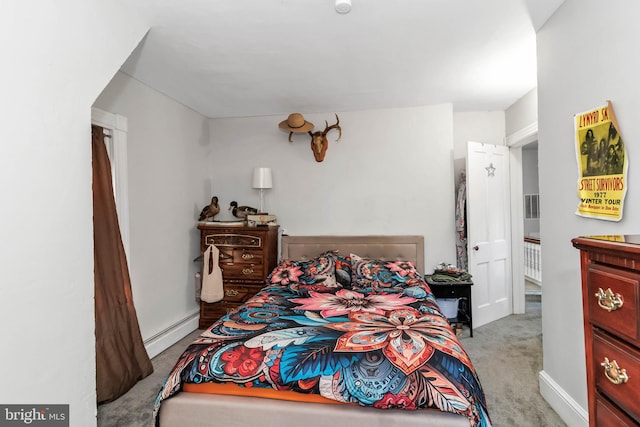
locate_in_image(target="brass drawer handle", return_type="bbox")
[241,252,254,260]
[242,268,254,275]
[226,289,239,297]
[601,357,629,385]
[595,287,624,312]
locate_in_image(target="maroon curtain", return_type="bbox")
[92,125,153,403]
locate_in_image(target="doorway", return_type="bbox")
[506,122,539,314]
[466,141,513,328]
[522,142,541,296]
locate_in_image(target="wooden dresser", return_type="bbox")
[572,236,640,426]
[197,223,279,329]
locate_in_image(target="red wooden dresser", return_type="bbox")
[572,236,640,426]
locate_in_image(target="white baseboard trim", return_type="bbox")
[144,310,199,359]
[539,370,588,427]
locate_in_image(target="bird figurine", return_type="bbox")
[229,201,258,219]
[199,196,221,221]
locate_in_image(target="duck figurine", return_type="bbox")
[198,196,221,221]
[229,201,258,219]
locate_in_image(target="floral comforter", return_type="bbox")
[154,252,491,427]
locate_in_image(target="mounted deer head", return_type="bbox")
[279,113,342,162]
[308,114,342,162]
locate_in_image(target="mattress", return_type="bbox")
[159,393,470,427]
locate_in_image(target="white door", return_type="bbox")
[466,141,512,328]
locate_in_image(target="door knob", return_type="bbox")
[473,245,479,251]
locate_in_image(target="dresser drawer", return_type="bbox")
[199,301,239,329]
[593,330,640,422]
[203,233,263,250]
[588,264,640,345]
[221,284,259,302]
[221,263,264,281]
[231,248,263,264]
[430,285,471,299]
[218,247,235,263]
[596,395,639,427]
[218,248,264,265]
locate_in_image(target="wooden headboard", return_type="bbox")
[281,235,425,273]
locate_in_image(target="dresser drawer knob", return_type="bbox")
[226,289,239,297]
[601,357,629,385]
[241,252,254,260]
[242,268,254,275]
[595,287,624,312]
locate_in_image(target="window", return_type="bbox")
[524,194,539,219]
[91,108,130,261]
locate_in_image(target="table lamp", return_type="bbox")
[252,167,272,213]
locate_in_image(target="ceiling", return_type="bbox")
[121,0,566,119]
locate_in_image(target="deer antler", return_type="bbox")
[322,114,342,141]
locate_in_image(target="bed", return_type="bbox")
[155,235,491,427]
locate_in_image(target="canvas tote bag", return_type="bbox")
[201,244,224,303]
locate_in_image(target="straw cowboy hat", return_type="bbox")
[279,113,314,133]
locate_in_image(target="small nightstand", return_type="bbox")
[425,275,473,337]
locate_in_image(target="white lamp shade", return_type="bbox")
[252,167,272,189]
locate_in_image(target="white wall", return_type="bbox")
[0,2,148,426]
[506,88,538,136]
[537,0,640,424]
[208,105,456,272]
[93,72,210,346]
[452,111,506,183]
[453,111,506,160]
